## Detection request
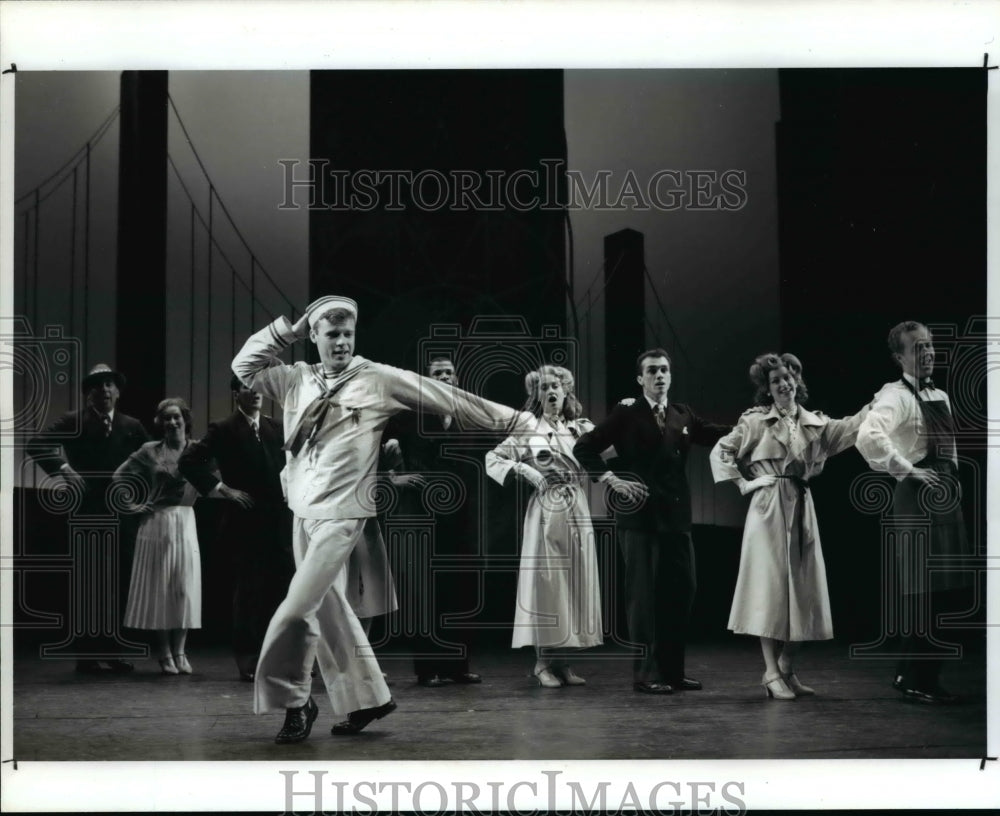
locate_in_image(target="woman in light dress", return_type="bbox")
[709,353,869,700]
[486,365,603,688]
[115,398,201,675]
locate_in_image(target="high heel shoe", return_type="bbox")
[175,653,193,675]
[532,665,563,688]
[159,656,179,675]
[552,664,586,686]
[781,671,814,696]
[761,672,795,700]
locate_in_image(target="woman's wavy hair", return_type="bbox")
[749,352,809,406]
[523,364,583,420]
[152,397,194,439]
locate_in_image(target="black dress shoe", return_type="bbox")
[417,675,447,688]
[330,699,397,735]
[894,680,959,705]
[634,681,674,695]
[275,697,319,744]
[447,671,482,684]
[75,660,107,674]
[670,677,702,691]
[105,659,134,674]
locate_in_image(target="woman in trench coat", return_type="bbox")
[710,353,869,700]
[486,365,603,688]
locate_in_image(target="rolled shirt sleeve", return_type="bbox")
[855,387,917,480]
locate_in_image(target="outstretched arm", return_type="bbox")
[385,366,527,436]
[688,407,732,447]
[822,402,872,457]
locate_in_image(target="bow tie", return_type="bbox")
[919,377,935,391]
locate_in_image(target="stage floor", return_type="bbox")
[11,639,987,761]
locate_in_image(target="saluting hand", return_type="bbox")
[290,311,311,340]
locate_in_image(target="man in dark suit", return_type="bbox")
[179,374,295,682]
[385,355,483,688]
[25,362,150,674]
[573,348,729,694]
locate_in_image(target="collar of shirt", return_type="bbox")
[237,407,260,429]
[644,395,668,412]
[901,370,941,397]
[92,406,114,423]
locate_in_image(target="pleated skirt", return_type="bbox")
[124,505,202,629]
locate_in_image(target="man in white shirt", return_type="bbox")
[856,321,973,705]
[233,296,523,744]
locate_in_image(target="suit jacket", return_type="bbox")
[386,411,488,542]
[232,316,522,520]
[179,411,285,506]
[573,398,729,533]
[26,407,150,511]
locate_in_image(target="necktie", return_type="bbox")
[920,377,935,391]
[252,420,260,441]
[101,414,112,437]
[654,403,666,433]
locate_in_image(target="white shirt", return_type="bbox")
[238,407,261,436]
[855,371,954,480]
[644,395,668,412]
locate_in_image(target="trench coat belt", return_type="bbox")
[775,474,809,559]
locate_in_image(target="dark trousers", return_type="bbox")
[228,506,294,675]
[619,528,696,683]
[895,587,970,691]
[410,561,474,679]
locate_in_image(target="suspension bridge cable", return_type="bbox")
[643,264,692,368]
[166,154,278,314]
[14,105,120,206]
[166,94,297,313]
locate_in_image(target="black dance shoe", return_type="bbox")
[893,676,959,705]
[670,677,702,691]
[447,672,482,684]
[633,681,674,695]
[274,697,319,744]
[330,699,397,735]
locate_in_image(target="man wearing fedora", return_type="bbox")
[26,363,150,674]
[233,295,525,744]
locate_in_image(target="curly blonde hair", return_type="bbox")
[523,364,583,420]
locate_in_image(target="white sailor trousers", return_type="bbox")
[254,516,391,716]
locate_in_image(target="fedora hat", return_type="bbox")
[82,363,126,391]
